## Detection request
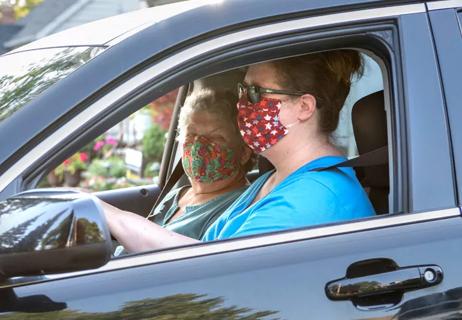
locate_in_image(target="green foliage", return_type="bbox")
[143,124,166,162]
[88,157,126,178]
[87,159,110,177]
[54,152,89,175]
[143,161,160,178]
[108,157,126,178]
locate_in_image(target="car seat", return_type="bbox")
[351,90,389,214]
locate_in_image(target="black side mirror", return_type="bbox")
[0,189,112,278]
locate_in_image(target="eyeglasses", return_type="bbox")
[237,82,308,104]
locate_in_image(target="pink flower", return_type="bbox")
[79,152,88,162]
[93,140,104,151]
[105,136,117,146]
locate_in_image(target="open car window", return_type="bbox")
[38,89,178,192]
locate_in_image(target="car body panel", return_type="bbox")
[2,209,462,319]
[428,6,462,205]
[397,12,456,211]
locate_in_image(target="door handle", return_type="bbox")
[326,265,443,300]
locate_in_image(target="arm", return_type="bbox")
[99,200,199,253]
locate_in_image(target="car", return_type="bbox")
[1,0,462,318]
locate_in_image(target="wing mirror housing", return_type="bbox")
[0,189,112,278]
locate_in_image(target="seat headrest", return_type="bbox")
[352,90,387,154]
[352,90,388,188]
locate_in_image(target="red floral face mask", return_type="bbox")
[182,135,240,183]
[237,96,295,153]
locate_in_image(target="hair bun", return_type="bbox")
[325,50,364,87]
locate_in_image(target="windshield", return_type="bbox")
[0,46,105,123]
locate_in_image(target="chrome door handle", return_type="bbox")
[326,265,443,300]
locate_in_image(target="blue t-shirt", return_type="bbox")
[202,156,375,241]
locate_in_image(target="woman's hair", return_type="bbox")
[270,49,364,133]
[178,88,254,172]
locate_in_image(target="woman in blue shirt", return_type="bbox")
[103,50,375,252]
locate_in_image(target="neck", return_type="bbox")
[263,132,342,184]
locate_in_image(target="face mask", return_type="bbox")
[237,96,298,153]
[182,135,240,183]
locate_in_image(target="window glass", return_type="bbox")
[0,47,104,123]
[333,54,384,157]
[40,89,178,191]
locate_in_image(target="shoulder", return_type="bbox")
[282,159,361,197]
[266,165,373,219]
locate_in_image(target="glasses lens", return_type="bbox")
[248,85,260,104]
[237,83,261,104]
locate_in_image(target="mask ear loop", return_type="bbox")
[284,120,299,129]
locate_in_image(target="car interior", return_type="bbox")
[36,48,389,251]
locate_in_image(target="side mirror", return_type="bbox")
[0,189,112,278]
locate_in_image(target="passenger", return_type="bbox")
[148,89,253,239]
[103,50,375,252]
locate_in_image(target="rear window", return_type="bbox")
[0,46,104,123]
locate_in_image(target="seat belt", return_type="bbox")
[146,159,184,219]
[315,145,388,172]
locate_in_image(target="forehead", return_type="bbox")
[186,110,233,132]
[244,62,280,88]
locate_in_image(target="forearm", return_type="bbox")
[99,201,199,253]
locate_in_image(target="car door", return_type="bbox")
[427,1,462,205]
[1,2,462,320]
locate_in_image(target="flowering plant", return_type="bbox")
[93,135,118,158]
[55,152,89,175]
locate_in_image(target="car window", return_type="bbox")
[0,47,104,123]
[38,89,178,191]
[333,54,384,157]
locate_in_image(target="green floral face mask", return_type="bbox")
[182,135,240,183]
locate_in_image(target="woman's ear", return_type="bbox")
[298,93,317,121]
